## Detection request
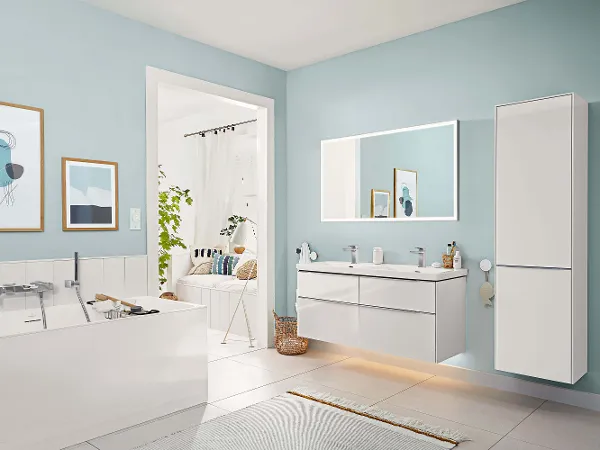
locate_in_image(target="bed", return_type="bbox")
[169,251,258,339]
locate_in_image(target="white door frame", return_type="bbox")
[146,66,276,347]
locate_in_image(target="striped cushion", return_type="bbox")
[212,254,240,275]
[192,248,222,266]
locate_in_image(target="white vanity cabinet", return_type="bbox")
[296,264,467,363]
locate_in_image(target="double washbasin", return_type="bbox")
[296,261,467,281]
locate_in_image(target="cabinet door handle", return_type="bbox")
[298,296,357,306]
[359,303,434,315]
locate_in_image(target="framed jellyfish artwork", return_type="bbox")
[394,168,418,218]
[0,102,44,231]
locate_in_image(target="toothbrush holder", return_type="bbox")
[442,254,454,269]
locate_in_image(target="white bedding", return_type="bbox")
[178,274,257,295]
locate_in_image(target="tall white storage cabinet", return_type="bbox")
[495,93,588,384]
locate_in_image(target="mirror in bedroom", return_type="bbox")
[321,120,458,221]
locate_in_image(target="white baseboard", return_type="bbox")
[310,340,600,412]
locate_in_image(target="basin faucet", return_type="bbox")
[410,247,426,268]
[343,245,359,264]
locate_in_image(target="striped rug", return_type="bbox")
[134,388,469,450]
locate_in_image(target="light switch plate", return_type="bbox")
[130,208,142,230]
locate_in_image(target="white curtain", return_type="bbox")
[194,131,235,248]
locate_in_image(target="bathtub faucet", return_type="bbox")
[32,282,53,330]
[0,282,53,330]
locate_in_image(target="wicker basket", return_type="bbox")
[273,311,308,355]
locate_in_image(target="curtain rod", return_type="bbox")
[184,119,257,138]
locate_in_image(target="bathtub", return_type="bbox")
[0,296,207,450]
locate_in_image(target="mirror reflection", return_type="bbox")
[321,121,458,221]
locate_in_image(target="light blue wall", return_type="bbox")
[5,0,600,396]
[287,0,600,394]
[0,0,287,304]
[360,126,454,218]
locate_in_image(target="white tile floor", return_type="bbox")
[65,330,600,450]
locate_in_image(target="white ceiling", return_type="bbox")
[83,0,524,70]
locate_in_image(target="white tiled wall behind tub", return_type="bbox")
[0,256,148,311]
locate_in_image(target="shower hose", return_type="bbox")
[75,285,91,323]
[37,291,47,330]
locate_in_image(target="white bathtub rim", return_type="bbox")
[0,299,206,341]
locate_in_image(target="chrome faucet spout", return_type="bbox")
[410,247,426,268]
[343,245,359,264]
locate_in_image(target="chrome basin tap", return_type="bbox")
[343,245,359,264]
[410,247,426,268]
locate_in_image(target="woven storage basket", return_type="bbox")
[273,311,308,355]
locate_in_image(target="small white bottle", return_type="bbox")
[453,251,462,269]
[373,247,384,265]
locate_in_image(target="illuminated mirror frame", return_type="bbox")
[321,120,459,222]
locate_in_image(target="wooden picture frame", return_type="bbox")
[62,157,119,231]
[0,101,44,232]
[370,189,391,218]
[394,168,418,218]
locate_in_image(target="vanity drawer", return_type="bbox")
[359,305,436,363]
[297,271,359,304]
[297,297,358,346]
[359,277,435,313]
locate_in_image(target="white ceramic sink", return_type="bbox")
[297,261,468,281]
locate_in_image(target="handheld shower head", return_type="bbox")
[65,252,90,323]
[74,251,79,282]
[65,252,80,288]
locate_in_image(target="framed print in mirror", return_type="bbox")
[0,102,44,231]
[62,158,119,231]
[394,168,417,218]
[370,189,390,218]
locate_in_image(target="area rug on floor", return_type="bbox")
[133,387,470,450]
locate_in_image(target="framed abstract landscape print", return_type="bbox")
[62,158,119,231]
[0,102,44,231]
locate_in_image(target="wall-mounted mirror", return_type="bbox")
[321,120,458,221]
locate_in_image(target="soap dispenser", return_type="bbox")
[453,251,462,269]
[373,247,383,265]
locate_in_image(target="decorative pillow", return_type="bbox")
[187,261,213,275]
[191,248,222,266]
[232,250,256,276]
[236,259,257,280]
[212,254,239,276]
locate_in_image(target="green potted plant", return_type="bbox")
[220,215,246,238]
[158,165,193,289]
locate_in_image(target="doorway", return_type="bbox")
[146,67,275,347]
